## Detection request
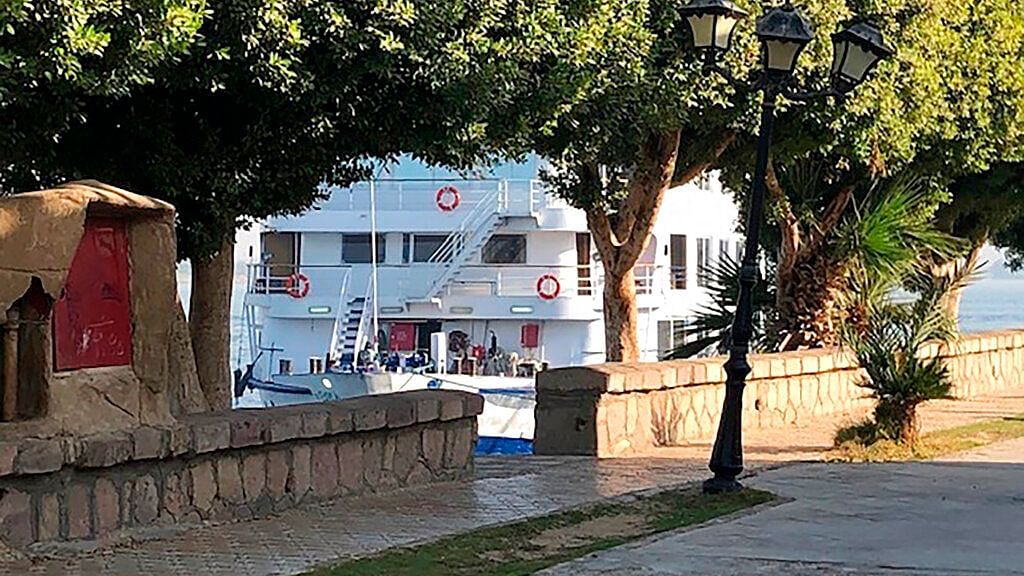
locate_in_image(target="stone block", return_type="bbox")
[37,493,61,542]
[325,404,355,434]
[750,356,772,380]
[704,362,724,384]
[268,409,303,443]
[414,395,440,423]
[301,409,329,438]
[266,450,289,500]
[801,354,820,374]
[133,475,159,525]
[169,424,193,456]
[76,432,133,468]
[0,488,33,546]
[353,403,387,431]
[465,393,485,417]
[769,359,787,378]
[422,428,445,472]
[67,482,93,539]
[675,364,694,386]
[537,364,625,393]
[190,461,216,512]
[163,471,187,521]
[785,356,803,376]
[443,426,474,470]
[337,439,362,492]
[690,362,708,384]
[392,432,420,484]
[15,438,64,475]
[242,453,267,500]
[0,442,17,477]
[193,419,230,454]
[95,478,119,533]
[289,445,311,498]
[439,394,464,421]
[361,435,384,487]
[386,400,416,429]
[131,427,169,460]
[216,457,243,503]
[230,413,269,448]
[311,443,340,497]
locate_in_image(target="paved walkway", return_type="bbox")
[0,457,710,575]
[2,389,1022,575]
[543,437,1024,575]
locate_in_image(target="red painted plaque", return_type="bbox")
[521,324,540,348]
[53,218,133,371]
[388,323,417,352]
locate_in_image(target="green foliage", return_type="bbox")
[2,0,579,260]
[835,176,962,285]
[666,255,776,359]
[840,269,967,443]
[0,0,206,186]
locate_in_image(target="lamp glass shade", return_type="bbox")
[714,14,741,50]
[764,40,802,73]
[688,14,716,48]
[831,38,880,85]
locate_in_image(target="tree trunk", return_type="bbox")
[898,405,920,446]
[602,266,639,362]
[937,242,983,321]
[189,237,234,411]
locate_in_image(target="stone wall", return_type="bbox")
[0,389,482,549]
[535,329,1024,457]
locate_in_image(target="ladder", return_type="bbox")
[407,187,505,304]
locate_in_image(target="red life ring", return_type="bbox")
[536,274,561,300]
[436,185,461,212]
[285,273,311,299]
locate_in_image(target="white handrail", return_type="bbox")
[428,187,501,265]
[352,278,374,356]
[327,269,353,360]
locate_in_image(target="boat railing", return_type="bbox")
[443,264,607,299]
[246,263,353,295]
[317,178,548,215]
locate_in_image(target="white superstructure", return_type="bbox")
[242,155,741,375]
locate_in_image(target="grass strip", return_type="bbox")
[828,413,1024,462]
[305,487,773,576]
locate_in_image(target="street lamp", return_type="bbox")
[681,1,893,494]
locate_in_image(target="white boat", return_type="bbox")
[237,155,740,454]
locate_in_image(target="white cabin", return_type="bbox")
[242,155,741,375]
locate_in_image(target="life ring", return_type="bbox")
[536,274,561,300]
[436,185,461,212]
[285,273,311,299]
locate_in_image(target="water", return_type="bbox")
[959,278,1024,333]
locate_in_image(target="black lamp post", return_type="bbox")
[680,1,893,494]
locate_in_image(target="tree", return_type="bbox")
[0,0,205,180]
[718,0,1024,349]
[6,0,580,407]
[934,163,1024,315]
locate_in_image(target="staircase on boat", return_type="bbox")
[405,186,508,306]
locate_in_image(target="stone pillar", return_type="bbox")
[3,308,19,421]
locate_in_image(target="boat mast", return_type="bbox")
[369,177,380,360]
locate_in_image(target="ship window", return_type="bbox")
[482,235,526,264]
[719,239,731,263]
[342,234,385,263]
[262,232,299,277]
[413,235,450,263]
[670,235,687,290]
[696,237,712,288]
[657,319,688,359]
[576,233,592,296]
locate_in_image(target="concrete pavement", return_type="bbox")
[543,437,1024,575]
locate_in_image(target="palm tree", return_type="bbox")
[839,266,972,444]
[672,171,963,358]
